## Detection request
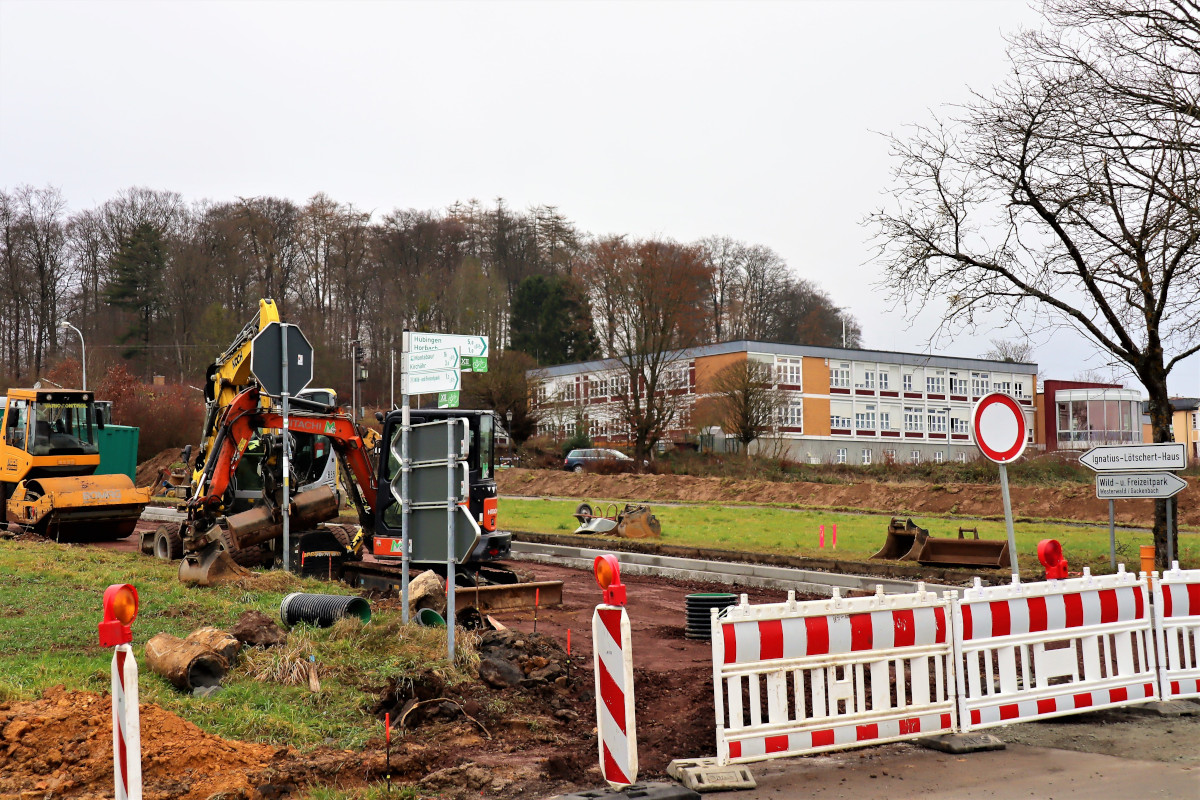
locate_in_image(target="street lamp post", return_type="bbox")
[59,320,86,390]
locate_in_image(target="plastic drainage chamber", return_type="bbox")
[684,593,737,640]
[280,592,372,627]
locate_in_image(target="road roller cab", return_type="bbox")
[0,388,150,541]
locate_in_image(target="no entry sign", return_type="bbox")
[972,393,1028,464]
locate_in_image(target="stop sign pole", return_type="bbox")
[972,393,1028,580]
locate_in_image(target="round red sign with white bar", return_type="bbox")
[971,392,1027,464]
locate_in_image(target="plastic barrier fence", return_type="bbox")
[712,585,956,765]
[954,567,1157,732]
[1153,563,1200,701]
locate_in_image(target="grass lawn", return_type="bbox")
[0,541,471,751]
[501,497,1199,574]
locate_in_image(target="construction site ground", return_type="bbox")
[2,464,1195,799]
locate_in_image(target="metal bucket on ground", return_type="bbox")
[280,592,371,627]
[685,593,737,640]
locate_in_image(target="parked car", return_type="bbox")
[563,448,635,472]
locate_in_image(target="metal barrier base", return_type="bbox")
[667,758,756,793]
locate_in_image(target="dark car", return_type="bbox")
[563,447,635,473]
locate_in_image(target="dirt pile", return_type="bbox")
[499,468,1200,527]
[135,448,183,489]
[0,686,373,800]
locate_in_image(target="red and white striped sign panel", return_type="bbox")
[593,605,637,788]
[713,587,956,765]
[111,644,143,800]
[954,568,1157,731]
[1153,565,1200,701]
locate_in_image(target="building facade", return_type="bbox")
[1034,380,1145,450]
[1169,397,1200,462]
[530,341,1038,464]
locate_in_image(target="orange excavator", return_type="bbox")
[176,385,378,584]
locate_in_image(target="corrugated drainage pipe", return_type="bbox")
[281,593,372,627]
[685,593,737,640]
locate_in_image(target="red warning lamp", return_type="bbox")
[594,554,627,606]
[98,583,139,647]
[1037,539,1069,581]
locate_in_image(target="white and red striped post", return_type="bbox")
[592,554,637,788]
[99,584,142,800]
[111,644,143,800]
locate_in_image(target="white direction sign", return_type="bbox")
[408,332,489,358]
[402,368,460,394]
[1079,443,1187,472]
[1096,471,1187,499]
[404,347,459,373]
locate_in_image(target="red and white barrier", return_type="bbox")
[593,604,637,787]
[712,585,956,765]
[953,567,1157,732]
[111,643,143,800]
[1153,563,1200,701]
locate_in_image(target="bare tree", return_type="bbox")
[582,238,712,462]
[709,358,787,448]
[982,338,1036,363]
[872,0,1199,567]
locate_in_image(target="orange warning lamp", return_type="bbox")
[594,554,626,606]
[1037,540,1069,580]
[98,583,139,647]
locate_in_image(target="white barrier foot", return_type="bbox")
[916,733,1006,754]
[667,758,756,793]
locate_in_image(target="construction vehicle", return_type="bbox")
[0,388,151,541]
[176,386,512,585]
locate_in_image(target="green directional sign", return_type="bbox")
[459,356,489,373]
[438,390,460,408]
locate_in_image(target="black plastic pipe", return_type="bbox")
[280,592,372,627]
[684,592,737,640]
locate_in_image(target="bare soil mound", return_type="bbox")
[0,686,368,799]
[498,469,1200,527]
[135,448,182,489]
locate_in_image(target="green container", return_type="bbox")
[93,425,140,482]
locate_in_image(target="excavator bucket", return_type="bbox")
[870,517,928,561]
[6,474,151,542]
[915,527,1011,569]
[178,542,254,587]
[616,505,661,539]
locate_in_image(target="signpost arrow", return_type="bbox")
[1096,471,1187,500]
[1079,443,1187,472]
[404,347,459,373]
[409,332,488,357]
[401,369,461,395]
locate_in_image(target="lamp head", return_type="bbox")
[593,554,626,606]
[98,583,138,647]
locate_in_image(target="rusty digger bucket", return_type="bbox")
[178,544,254,587]
[870,517,929,561]
[915,526,1011,569]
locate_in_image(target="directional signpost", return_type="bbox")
[397,331,488,659]
[1081,442,1188,569]
[971,393,1028,579]
[250,322,314,574]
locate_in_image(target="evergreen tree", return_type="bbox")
[509,274,598,366]
[104,222,165,369]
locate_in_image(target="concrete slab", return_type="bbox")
[667,758,756,792]
[915,732,1006,753]
[1124,700,1200,717]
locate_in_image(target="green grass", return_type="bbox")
[0,541,473,749]
[502,497,1199,574]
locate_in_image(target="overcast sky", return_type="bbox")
[1,0,1196,396]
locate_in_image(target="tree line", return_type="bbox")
[0,187,861,412]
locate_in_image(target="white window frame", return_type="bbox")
[903,374,913,392]
[950,374,968,394]
[934,450,945,463]
[926,374,946,394]
[861,448,873,465]
[971,371,991,396]
[831,363,851,389]
[927,410,947,434]
[835,447,848,464]
[855,406,877,431]
[910,450,921,464]
[904,407,923,432]
[879,371,890,390]
[776,357,803,386]
[884,448,897,463]
[857,370,876,390]
[956,452,967,463]
[780,401,803,428]
[951,417,970,435]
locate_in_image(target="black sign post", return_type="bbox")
[251,322,314,572]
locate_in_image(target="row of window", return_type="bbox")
[834,448,967,465]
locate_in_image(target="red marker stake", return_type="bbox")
[566,629,572,685]
[819,524,825,549]
[832,524,837,550]
[534,587,540,634]
[385,712,391,791]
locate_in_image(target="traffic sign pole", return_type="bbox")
[1109,500,1116,572]
[971,393,1028,580]
[997,463,1018,581]
[401,331,411,625]
[446,420,456,659]
[281,324,291,574]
